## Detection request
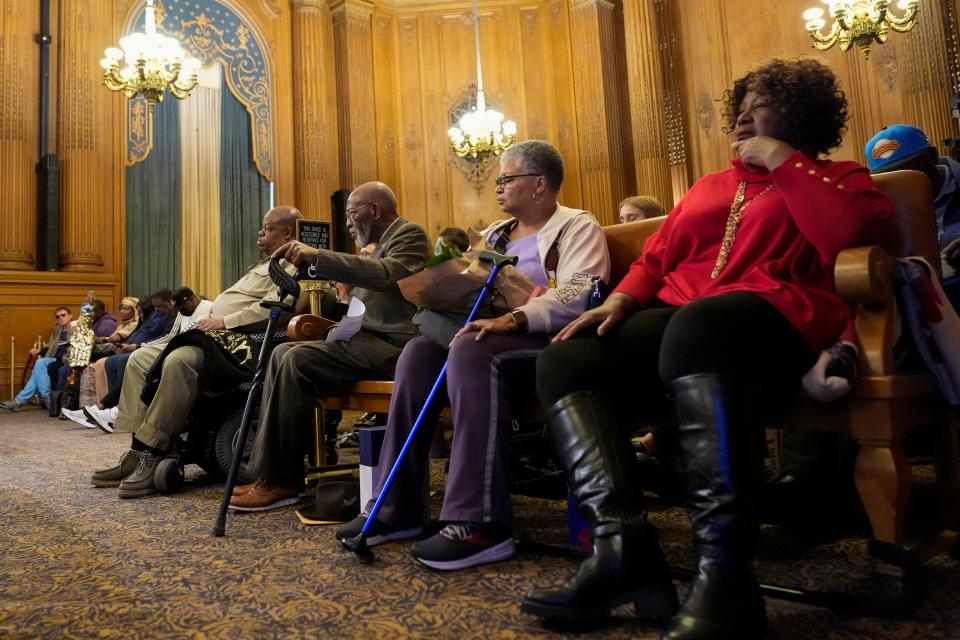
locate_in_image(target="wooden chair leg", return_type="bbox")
[852,401,911,544]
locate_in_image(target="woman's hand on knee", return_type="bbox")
[456,313,516,342]
[552,292,638,341]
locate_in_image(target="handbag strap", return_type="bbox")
[493,219,519,254]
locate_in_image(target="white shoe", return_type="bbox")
[86,405,116,433]
[62,407,97,428]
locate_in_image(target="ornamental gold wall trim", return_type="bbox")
[125,0,275,181]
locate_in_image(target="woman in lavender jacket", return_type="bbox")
[337,140,610,571]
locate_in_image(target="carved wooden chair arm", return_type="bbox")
[834,245,900,377]
[288,314,336,342]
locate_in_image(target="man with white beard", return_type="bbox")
[232,181,430,512]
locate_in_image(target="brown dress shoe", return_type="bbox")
[232,481,259,497]
[229,480,301,512]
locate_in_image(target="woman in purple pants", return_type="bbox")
[337,140,610,571]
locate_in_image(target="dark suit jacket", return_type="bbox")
[308,217,430,343]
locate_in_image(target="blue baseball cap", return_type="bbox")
[864,125,932,172]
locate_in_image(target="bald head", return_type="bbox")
[347,182,400,247]
[259,205,303,255]
[351,182,398,217]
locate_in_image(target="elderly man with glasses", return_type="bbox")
[2,307,74,411]
[231,181,430,512]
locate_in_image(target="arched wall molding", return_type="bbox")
[122,0,276,181]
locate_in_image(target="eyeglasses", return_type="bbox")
[345,202,373,221]
[55,312,68,319]
[495,173,540,189]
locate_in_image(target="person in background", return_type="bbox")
[865,124,960,308]
[169,287,214,332]
[618,195,665,223]
[97,298,141,345]
[90,299,118,338]
[1,307,73,412]
[436,227,470,254]
[64,288,213,431]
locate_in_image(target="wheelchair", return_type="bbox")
[151,327,288,495]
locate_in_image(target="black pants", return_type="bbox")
[538,292,816,424]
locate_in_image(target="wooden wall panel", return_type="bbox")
[291,0,340,223]
[372,11,399,195]
[0,0,40,271]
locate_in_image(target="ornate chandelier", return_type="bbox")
[100,0,200,110]
[447,0,517,164]
[802,0,919,58]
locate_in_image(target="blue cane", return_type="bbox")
[342,250,518,560]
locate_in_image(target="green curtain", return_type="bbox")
[220,76,271,289]
[125,98,182,298]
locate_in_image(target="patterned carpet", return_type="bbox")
[0,407,958,639]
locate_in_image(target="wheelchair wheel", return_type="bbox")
[215,407,256,485]
[196,425,222,476]
[155,458,184,495]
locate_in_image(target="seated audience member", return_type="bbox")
[170,287,214,327]
[97,297,141,345]
[64,289,212,430]
[230,181,431,512]
[90,299,118,338]
[1,307,73,411]
[69,297,143,418]
[93,290,176,403]
[865,124,960,308]
[523,59,894,638]
[334,141,611,570]
[436,226,470,254]
[91,292,175,402]
[88,206,305,495]
[618,195,666,223]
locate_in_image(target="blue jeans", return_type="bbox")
[16,357,55,403]
[105,353,131,391]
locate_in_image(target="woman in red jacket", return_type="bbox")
[524,59,895,639]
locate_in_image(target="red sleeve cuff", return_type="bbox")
[613,264,657,305]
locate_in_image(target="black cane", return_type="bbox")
[212,259,299,537]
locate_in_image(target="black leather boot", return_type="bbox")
[522,391,678,622]
[661,373,766,640]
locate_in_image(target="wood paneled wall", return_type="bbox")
[1,0,958,398]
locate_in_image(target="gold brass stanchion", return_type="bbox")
[8,336,13,399]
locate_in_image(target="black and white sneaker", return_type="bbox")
[410,522,515,571]
[336,514,422,547]
[61,407,97,428]
[87,405,117,433]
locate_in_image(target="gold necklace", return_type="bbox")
[711,181,774,278]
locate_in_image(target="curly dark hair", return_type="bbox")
[722,58,848,156]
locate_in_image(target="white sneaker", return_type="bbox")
[86,405,116,433]
[61,407,97,428]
